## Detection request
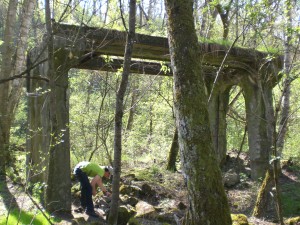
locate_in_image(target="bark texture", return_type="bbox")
[165,0,232,224]
[253,168,276,220]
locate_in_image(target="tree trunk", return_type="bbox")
[200,0,218,39]
[126,83,139,131]
[166,127,179,171]
[108,1,136,224]
[277,0,295,155]
[253,168,276,219]
[0,0,17,175]
[164,1,232,224]
[215,1,233,40]
[0,0,35,175]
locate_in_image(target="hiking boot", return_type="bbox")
[85,210,99,218]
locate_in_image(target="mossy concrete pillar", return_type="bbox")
[242,76,272,180]
[27,47,72,212]
[45,48,72,212]
[208,88,230,164]
[26,48,50,184]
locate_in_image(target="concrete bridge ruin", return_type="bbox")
[27,23,282,212]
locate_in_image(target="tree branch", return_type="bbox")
[0,59,49,84]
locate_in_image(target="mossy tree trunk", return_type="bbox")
[165,0,232,224]
[253,168,277,220]
[166,127,179,171]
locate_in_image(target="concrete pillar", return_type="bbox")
[26,48,50,184]
[208,88,230,164]
[242,76,272,180]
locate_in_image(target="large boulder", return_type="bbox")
[223,169,240,187]
[135,201,157,218]
[120,184,142,197]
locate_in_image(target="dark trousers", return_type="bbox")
[74,167,94,212]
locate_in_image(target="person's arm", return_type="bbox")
[90,175,111,196]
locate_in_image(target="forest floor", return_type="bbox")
[0,151,300,225]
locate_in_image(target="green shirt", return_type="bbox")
[79,162,104,177]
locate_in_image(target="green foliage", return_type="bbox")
[122,75,174,166]
[0,208,60,225]
[69,69,116,165]
[226,86,248,152]
[282,79,300,161]
[134,165,162,183]
[68,69,174,169]
[29,182,46,201]
[198,37,233,47]
[10,96,27,147]
[281,182,300,217]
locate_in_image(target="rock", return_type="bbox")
[231,214,249,225]
[128,217,141,225]
[71,183,81,196]
[71,217,86,224]
[121,174,137,185]
[128,217,169,225]
[135,201,157,218]
[120,195,139,207]
[157,199,176,210]
[223,169,240,187]
[157,211,177,224]
[117,205,136,225]
[95,198,110,208]
[120,184,142,197]
[285,216,300,225]
[244,167,251,177]
[141,183,153,195]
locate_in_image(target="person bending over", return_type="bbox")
[74,161,112,217]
